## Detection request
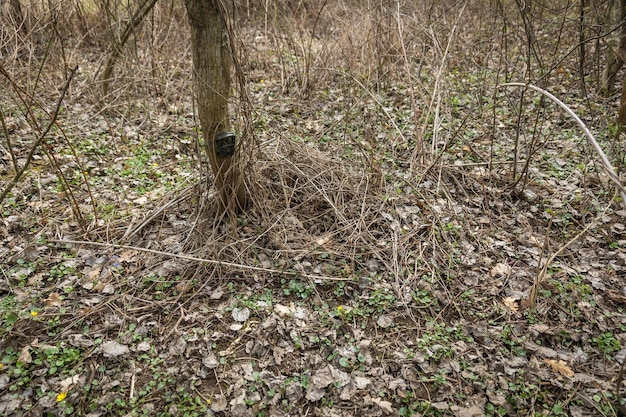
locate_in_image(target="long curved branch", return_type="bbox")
[500,82,626,206]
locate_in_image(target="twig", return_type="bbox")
[617,354,626,416]
[499,82,626,205]
[0,66,78,205]
[122,186,195,240]
[129,363,136,400]
[0,107,19,173]
[526,199,609,308]
[101,0,159,96]
[50,239,352,282]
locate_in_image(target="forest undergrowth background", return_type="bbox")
[2,0,626,416]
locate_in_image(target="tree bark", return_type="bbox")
[616,74,626,134]
[602,0,626,94]
[185,0,246,212]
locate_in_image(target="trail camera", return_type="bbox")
[215,132,236,158]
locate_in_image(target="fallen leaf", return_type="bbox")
[305,386,325,401]
[502,297,519,313]
[137,341,151,352]
[450,404,484,417]
[372,398,394,415]
[88,267,102,281]
[377,314,393,328]
[18,345,32,364]
[316,236,330,246]
[544,359,574,377]
[607,290,626,305]
[67,334,95,347]
[210,288,224,299]
[310,366,335,389]
[430,402,450,412]
[210,394,228,412]
[274,304,293,317]
[232,307,250,323]
[44,292,63,307]
[118,250,137,263]
[203,351,219,369]
[102,341,129,358]
[59,375,80,390]
[490,263,511,278]
[175,281,191,293]
[354,376,371,389]
[101,283,115,294]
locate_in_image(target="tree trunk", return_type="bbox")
[185,0,246,212]
[617,74,626,133]
[602,0,626,95]
[578,0,587,97]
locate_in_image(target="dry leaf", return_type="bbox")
[490,263,511,278]
[44,292,62,307]
[18,345,32,364]
[231,307,250,323]
[118,250,138,263]
[59,375,80,390]
[316,236,330,246]
[274,304,293,317]
[372,398,394,415]
[175,281,191,294]
[377,314,393,328]
[607,290,626,305]
[88,267,102,281]
[544,359,574,377]
[102,341,129,358]
[502,297,519,313]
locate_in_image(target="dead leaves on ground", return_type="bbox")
[502,296,519,313]
[544,359,574,377]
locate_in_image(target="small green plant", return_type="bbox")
[593,332,620,357]
[415,321,468,361]
[398,395,445,417]
[0,296,19,335]
[485,402,507,416]
[499,324,526,357]
[3,343,83,398]
[411,289,437,307]
[366,287,397,312]
[282,279,315,299]
[334,282,346,298]
[48,261,77,280]
[10,258,37,287]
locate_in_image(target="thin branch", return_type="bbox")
[500,82,626,205]
[0,66,78,204]
[51,239,352,282]
[0,106,19,173]
[102,0,159,96]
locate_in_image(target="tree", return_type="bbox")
[601,0,626,94]
[185,0,247,212]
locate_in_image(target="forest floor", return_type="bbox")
[2,3,626,417]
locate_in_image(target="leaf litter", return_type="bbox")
[2,2,626,417]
